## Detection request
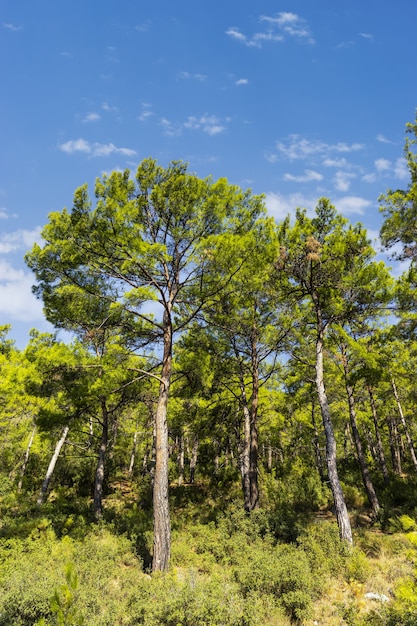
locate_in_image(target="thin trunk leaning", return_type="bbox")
[391,377,417,471]
[37,425,70,506]
[315,326,352,544]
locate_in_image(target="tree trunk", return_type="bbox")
[387,414,402,474]
[178,432,185,486]
[391,377,417,471]
[189,436,198,484]
[249,326,260,510]
[341,347,380,516]
[93,401,109,521]
[18,426,36,492]
[239,389,251,510]
[37,425,69,506]
[311,403,325,482]
[152,316,172,573]
[315,325,352,544]
[367,385,389,483]
[128,431,138,477]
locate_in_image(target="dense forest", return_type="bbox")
[1,115,417,625]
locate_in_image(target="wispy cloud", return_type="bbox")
[335,196,371,215]
[394,157,408,180]
[333,171,356,192]
[0,227,42,254]
[82,112,101,123]
[359,32,374,41]
[3,22,23,32]
[375,158,391,172]
[135,20,151,33]
[138,102,154,122]
[0,261,44,322]
[376,134,394,144]
[265,191,319,221]
[59,139,137,157]
[177,71,207,81]
[184,115,227,135]
[235,78,248,86]
[101,102,119,113]
[271,135,364,161]
[283,169,323,183]
[159,114,229,137]
[226,12,314,48]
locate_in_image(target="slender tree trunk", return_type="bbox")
[37,425,69,506]
[367,385,389,484]
[315,323,352,544]
[178,432,185,486]
[387,414,402,475]
[189,436,198,484]
[152,316,172,573]
[239,386,251,510]
[391,377,417,471]
[341,347,380,516]
[128,431,138,477]
[249,326,260,510]
[311,403,325,482]
[18,426,36,492]
[93,401,109,521]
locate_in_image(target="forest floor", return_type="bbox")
[1,479,417,625]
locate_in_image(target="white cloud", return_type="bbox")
[322,157,349,168]
[184,115,226,135]
[160,114,229,137]
[177,71,207,81]
[375,158,391,172]
[0,227,42,254]
[138,102,154,122]
[159,117,182,137]
[265,191,319,221]
[394,157,408,180]
[272,135,364,161]
[335,196,371,215]
[235,78,248,86]
[3,23,22,32]
[135,20,151,33]
[226,12,313,48]
[359,32,374,41]
[101,102,119,113]
[362,172,377,183]
[333,171,356,192]
[0,261,44,322]
[59,139,136,157]
[82,112,101,123]
[376,134,394,144]
[283,169,323,183]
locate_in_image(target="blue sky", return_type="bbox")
[1,1,417,347]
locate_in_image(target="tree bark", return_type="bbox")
[189,436,198,484]
[18,425,36,492]
[391,377,417,471]
[178,432,185,486]
[37,425,69,506]
[387,414,402,475]
[341,347,380,516]
[249,326,260,510]
[152,315,172,573]
[93,401,109,521]
[367,385,389,484]
[315,323,352,544]
[128,431,138,477]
